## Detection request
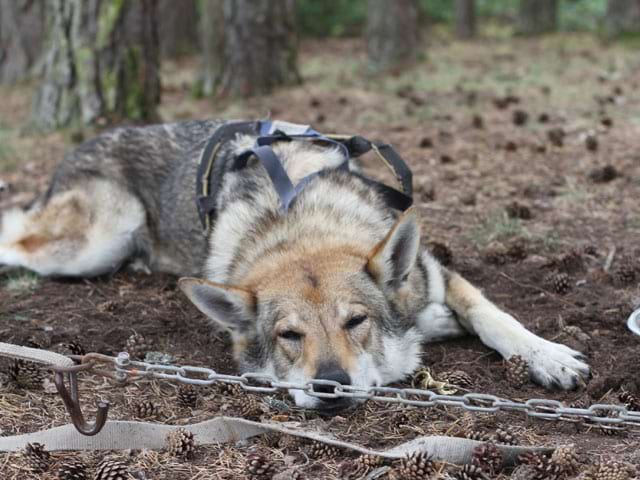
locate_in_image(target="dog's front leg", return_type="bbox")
[444,271,590,390]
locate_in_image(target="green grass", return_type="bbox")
[5,270,40,295]
[469,209,527,246]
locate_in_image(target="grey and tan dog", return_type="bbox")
[0,120,589,409]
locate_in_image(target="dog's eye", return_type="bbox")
[279,330,303,341]
[345,314,368,330]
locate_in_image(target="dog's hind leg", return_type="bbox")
[442,270,590,390]
[0,180,146,277]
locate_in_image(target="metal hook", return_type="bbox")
[53,363,110,436]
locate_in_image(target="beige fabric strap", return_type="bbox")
[0,341,74,368]
[0,417,551,465]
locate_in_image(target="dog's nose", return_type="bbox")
[313,364,351,399]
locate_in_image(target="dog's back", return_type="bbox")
[0,119,393,278]
[0,120,225,276]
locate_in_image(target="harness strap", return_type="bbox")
[196,120,414,229]
[196,121,260,229]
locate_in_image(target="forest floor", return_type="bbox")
[1,34,639,479]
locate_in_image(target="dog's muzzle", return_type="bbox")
[310,364,354,412]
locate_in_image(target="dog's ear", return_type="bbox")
[179,278,254,332]
[367,208,420,289]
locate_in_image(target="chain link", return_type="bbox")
[109,352,640,431]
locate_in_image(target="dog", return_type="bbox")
[0,119,590,410]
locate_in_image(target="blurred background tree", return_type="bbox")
[0,0,46,84]
[200,0,300,98]
[455,0,477,39]
[158,0,199,58]
[1,0,634,130]
[366,0,419,72]
[517,0,558,35]
[605,0,640,37]
[30,0,160,131]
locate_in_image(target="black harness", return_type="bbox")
[196,120,414,231]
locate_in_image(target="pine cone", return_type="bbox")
[583,461,631,480]
[65,339,87,356]
[247,453,277,480]
[309,440,341,459]
[177,384,198,408]
[23,442,51,473]
[124,332,152,360]
[396,452,437,479]
[339,460,369,480]
[56,458,87,480]
[240,395,263,419]
[440,370,473,389]
[8,359,45,389]
[551,273,571,295]
[453,464,488,480]
[465,430,491,442]
[95,459,129,480]
[216,382,243,396]
[134,400,159,419]
[619,391,640,411]
[585,134,599,152]
[471,443,502,474]
[547,127,565,147]
[507,241,528,261]
[505,355,529,388]
[484,243,508,265]
[518,452,556,479]
[511,464,539,480]
[493,428,518,445]
[356,453,384,471]
[558,250,585,274]
[166,428,196,458]
[505,201,532,220]
[278,434,302,451]
[549,445,579,477]
[612,265,637,287]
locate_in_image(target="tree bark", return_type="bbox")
[366,0,419,73]
[455,0,476,39]
[200,0,300,98]
[516,0,558,35]
[605,0,640,37]
[0,0,46,84]
[31,0,161,131]
[158,0,199,58]
[199,0,225,97]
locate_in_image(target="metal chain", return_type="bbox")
[105,352,640,432]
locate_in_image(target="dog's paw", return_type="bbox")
[519,337,590,390]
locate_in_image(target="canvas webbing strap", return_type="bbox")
[0,342,74,368]
[0,416,552,466]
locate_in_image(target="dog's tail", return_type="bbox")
[0,180,146,277]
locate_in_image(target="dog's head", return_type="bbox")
[180,210,425,410]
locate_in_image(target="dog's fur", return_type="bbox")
[0,120,590,409]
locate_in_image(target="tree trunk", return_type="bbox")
[455,0,476,39]
[31,0,161,131]
[516,0,558,35]
[158,0,199,58]
[366,0,419,73]
[0,0,46,84]
[605,0,640,37]
[201,0,300,98]
[199,0,225,97]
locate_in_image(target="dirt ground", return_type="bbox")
[1,35,639,479]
